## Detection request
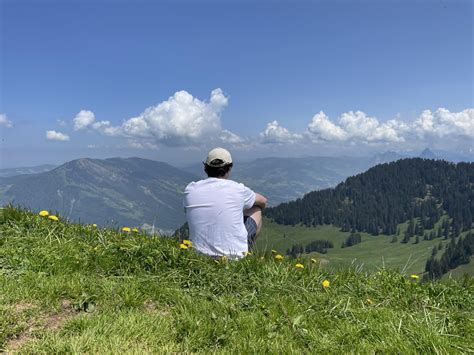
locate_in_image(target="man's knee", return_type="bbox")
[245,207,263,235]
[244,206,262,218]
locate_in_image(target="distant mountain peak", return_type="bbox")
[420,148,438,159]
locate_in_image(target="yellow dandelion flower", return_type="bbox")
[311,258,317,263]
[367,298,373,305]
[92,224,97,228]
[182,239,193,246]
[271,249,278,254]
[220,256,228,263]
[39,210,49,217]
[274,254,284,261]
[132,228,139,233]
[179,243,188,250]
[122,227,131,233]
[295,263,304,269]
[48,215,59,221]
[410,274,419,280]
[322,280,330,289]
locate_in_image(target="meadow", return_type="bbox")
[1,207,473,353]
[256,216,472,278]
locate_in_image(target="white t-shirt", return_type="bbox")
[183,178,256,258]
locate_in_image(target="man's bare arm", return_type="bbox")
[254,193,267,209]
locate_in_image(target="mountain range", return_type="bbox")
[0,158,195,231]
[183,156,375,206]
[0,155,386,230]
[0,149,470,230]
[0,164,57,178]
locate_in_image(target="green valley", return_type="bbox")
[256,218,472,277]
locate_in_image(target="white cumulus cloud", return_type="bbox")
[120,88,228,145]
[73,110,96,130]
[307,110,405,143]
[307,111,347,141]
[46,130,70,141]
[260,120,303,144]
[71,89,230,147]
[414,108,474,138]
[0,114,13,128]
[220,129,245,144]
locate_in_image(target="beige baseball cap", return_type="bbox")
[204,147,233,167]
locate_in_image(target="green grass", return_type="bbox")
[1,207,473,353]
[256,217,471,276]
[442,257,474,280]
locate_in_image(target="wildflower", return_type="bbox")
[182,239,193,246]
[179,243,188,250]
[243,251,252,256]
[322,280,330,289]
[274,254,284,261]
[367,298,373,305]
[221,256,228,262]
[311,258,317,263]
[48,215,59,221]
[39,210,49,217]
[132,228,139,233]
[410,274,419,280]
[92,224,97,228]
[295,263,304,269]
[122,227,131,233]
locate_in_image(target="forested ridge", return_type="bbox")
[425,232,473,279]
[265,159,473,235]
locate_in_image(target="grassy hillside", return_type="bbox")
[1,207,473,353]
[256,217,472,277]
[442,257,474,280]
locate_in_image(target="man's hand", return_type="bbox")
[254,193,267,210]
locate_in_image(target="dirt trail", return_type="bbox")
[4,300,77,353]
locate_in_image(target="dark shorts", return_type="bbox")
[244,215,258,248]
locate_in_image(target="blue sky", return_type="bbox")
[0,0,472,168]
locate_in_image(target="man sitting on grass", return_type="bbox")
[183,147,267,259]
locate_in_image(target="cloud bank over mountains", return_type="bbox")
[413,108,474,139]
[307,111,407,143]
[38,88,473,151]
[264,108,473,146]
[71,89,234,147]
[260,121,303,144]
